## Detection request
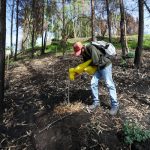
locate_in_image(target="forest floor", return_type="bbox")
[0,50,150,150]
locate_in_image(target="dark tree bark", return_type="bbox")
[14,0,19,61]
[91,0,96,41]
[41,0,45,55]
[119,0,129,57]
[31,0,35,58]
[134,0,144,68]
[0,0,6,108]
[43,0,49,54]
[106,0,112,43]
[61,0,67,56]
[10,0,15,57]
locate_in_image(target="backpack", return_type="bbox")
[91,40,116,58]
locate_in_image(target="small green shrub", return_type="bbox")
[123,121,150,144]
[120,58,127,65]
[126,51,135,58]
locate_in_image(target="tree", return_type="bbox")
[14,0,19,61]
[97,19,107,37]
[126,12,138,35]
[20,0,32,51]
[134,0,144,68]
[10,0,15,57]
[119,0,129,57]
[41,0,45,55]
[0,0,6,108]
[91,0,96,41]
[61,0,67,56]
[106,0,112,42]
[144,1,150,14]
[18,0,44,56]
[31,0,35,58]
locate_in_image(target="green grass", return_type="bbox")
[45,41,73,54]
[29,35,150,54]
[127,34,150,50]
[14,34,150,62]
[96,35,150,50]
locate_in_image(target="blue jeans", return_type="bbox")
[91,63,119,107]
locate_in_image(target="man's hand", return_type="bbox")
[74,73,80,78]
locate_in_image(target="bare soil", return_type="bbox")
[0,51,150,150]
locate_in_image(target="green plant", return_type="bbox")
[120,58,127,65]
[126,51,135,58]
[123,121,150,144]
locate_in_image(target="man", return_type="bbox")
[73,41,119,115]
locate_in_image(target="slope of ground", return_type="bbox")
[0,51,150,150]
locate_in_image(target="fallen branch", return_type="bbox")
[2,144,32,149]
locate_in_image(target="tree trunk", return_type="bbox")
[31,27,35,58]
[0,0,6,108]
[43,31,47,51]
[124,21,129,54]
[73,3,77,38]
[21,21,29,51]
[119,0,129,57]
[10,0,15,57]
[14,0,19,61]
[61,0,67,56]
[41,0,45,55]
[106,0,112,43]
[134,0,144,68]
[91,0,96,41]
[31,0,35,58]
[43,0,49,54]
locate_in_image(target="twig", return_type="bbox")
[13,134,29,143]
[39,113,73,133]
[2,144,32,149]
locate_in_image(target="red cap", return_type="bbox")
[73,42,83,56]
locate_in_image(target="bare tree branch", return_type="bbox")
[144,0,150,13]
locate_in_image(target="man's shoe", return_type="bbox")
[86,104,100,113]
[109,106,119,115]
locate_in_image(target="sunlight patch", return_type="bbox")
[54,102,85,114]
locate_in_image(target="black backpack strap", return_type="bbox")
[91,43,106,55]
